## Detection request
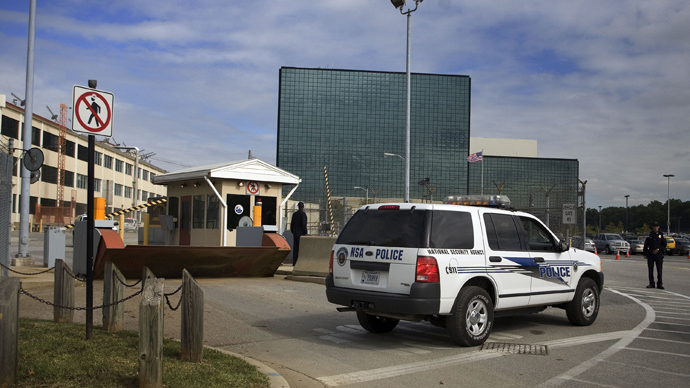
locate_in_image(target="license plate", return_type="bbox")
[361,271,380,285]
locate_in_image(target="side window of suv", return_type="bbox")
[520,216,556,251]
[483,213,522,251]
[430,210,474,249]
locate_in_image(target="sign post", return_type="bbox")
[72,82,114,339]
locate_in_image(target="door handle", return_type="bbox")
[534,257,545,263]
[489,256,502,262]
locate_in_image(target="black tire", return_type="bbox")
[356,310,399,333]
[605,245,612,254]
[446,286,494,347]
[565,277,600,326]
[668,250,674,256]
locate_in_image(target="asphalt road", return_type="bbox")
[202,252,690,388]
[8,233,690,387]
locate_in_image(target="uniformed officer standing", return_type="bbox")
[643,221,667,289]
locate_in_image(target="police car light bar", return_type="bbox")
[443,195,511,208]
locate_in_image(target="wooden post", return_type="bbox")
[102,262,125,332]
[139,276,164,388]
[53,259,75,323]
[142,266,156,289]
[181,269,204,362]
[0,277,20,387]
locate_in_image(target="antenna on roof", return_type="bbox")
[46,106,58,122]
[248,150,252,159]
[11,92,25,106]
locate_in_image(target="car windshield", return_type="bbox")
[608,235,624,240]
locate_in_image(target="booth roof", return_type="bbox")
[152,158,300,185]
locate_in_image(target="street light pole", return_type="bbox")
[391,0,423,203]
[598,206,602,234]
[624,195,630,234]
[354,186,369,204]
[663,174,674,235]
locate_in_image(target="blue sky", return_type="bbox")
[1,0,688,208]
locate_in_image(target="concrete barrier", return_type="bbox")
[292,236,336,277]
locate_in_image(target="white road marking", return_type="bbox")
[637,336,690,345]
[622,347,690,358]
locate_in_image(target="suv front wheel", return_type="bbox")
[565,277,600,326]
[446,286,494,347]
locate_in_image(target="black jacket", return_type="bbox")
[643,230,666,257]
[290,209,308,237]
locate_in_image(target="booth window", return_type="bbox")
[206,195,219,229]
[193,195,205,229]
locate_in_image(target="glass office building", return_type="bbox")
[277,67,471,204]
[468,156,579,234]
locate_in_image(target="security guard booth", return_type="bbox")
[152,159,300,247]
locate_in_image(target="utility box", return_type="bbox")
[43,227,66,268]
[73,220,115,275]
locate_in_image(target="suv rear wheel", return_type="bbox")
[565,277,599,326]
[446,286,494,347]
[356,311,399,333]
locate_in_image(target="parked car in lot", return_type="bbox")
[665,237,676,255]
[123,218,139,232]
[671,237,690,256]
[627,237,645,255]
[571,236,596,252]
[593,233,630,254]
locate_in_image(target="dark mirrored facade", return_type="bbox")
[277,67,471,203]
[468,156,579,234]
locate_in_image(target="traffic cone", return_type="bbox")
[594,246,598,255]
[616,250,621,260]
[626,250,630,258]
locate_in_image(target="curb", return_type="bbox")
[209,346,290,388]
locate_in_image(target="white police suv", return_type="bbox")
[326,195,604,347]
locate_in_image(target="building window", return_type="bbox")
[206,195,219,229]
[77,145,88,161]
[77,174,87,189]
[95,178,101,192]
[1,115,19,139]
[114,183,122,196]
[124,186,132,198]
[63,170,74,187]
[142,170,149,181]
[41,165,58,184]
[94,152,102,166]
[42,131,59,152]
[149,173,156,182]
[104,155,113,169]
[115,159,123,172]
[125,163,133,175]
[65,140,75,157]
[193,195,205,229]
[141,190,148,201]
[26,126,40,146]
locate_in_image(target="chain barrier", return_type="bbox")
[0,262,55,276]
[19,286,143,311]
[114,271,142,288]
[61,267,86,282]
[164,284,184,311]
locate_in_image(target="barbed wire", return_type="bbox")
[164,284,184,311]
[0,262,55,275]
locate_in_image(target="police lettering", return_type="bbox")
[375,249,403,260]
[539,266,571,278]
[350,247,364,258]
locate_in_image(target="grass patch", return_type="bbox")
[16,318,269,388]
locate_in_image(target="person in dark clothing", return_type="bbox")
[290,202,308,266]
[643,221,667,289]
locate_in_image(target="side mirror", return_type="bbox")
[558,241,569,252]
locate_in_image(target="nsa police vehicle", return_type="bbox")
[326,195,604,347]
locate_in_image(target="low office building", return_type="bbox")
[0,95,167,227]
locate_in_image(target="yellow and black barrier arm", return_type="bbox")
[64,198,167,229]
